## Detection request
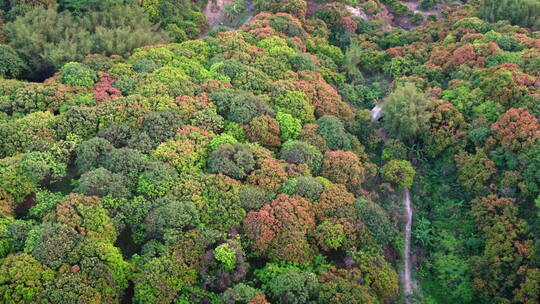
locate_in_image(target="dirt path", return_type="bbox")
[203,0,234,30]
[402,188,415,303]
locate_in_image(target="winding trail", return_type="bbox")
[372,106,415,301]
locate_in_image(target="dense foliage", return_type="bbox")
[0,0,538,303]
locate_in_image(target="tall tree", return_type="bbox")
[383,82,430,143]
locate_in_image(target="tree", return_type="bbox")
[315,220,346,251]
[102,147,150,185]
[4,6,169,79]
[383,82,430,143]
[29,223,82,269]
[247,158,289,192]
[282,176,324,202]
[65,238,131,302]
[243,193,315,262]
[53,106,100,140]
[75,167,131,198]
[0,45,26,78]
[381,160,415,188]
[314,184,356,222]
[0,254,54,304]
[352,251,399,300]
[144,198,200,242]
[422,101,466,158]
[208,143,256,180]
[0,155,36,208]
[315,115,355,151]
[317,267,377,304]
[321,151,369,195]
[210,89,274,124]
[92,72,122,102]
[272,90,315,123]
[59,62,97,87]
[479,0,540,30]
[276,112,301,142]
[279,140,323,175]
[44,193,116,242]
[133,255,196,304]
[39,272,104,304]
[222,283,265,304]
[245,115,282,151]
[74,137,114,174]
[152,126,213,174]
[196,174,245,233]
[454,149,496,193]
[136,162,178,199]
[21,151,67,185]
[141,110,184,147]
[471,195,534,303]
[295,71,354,120]
[382,139,407,161]
[267,269,318,304]
[355,198,397,249]
[489,107,540,152]
[58,0,127,13]
[239,186,271,211]
[0,111,55,158]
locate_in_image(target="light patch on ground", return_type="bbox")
[204,0,234,29]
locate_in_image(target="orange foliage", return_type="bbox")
[243,193,315,262]
[489,106,540,151]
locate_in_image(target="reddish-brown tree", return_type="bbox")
[489,106,540,152]
[243,193,315,262]
[245,115,281,151]
[93,72,122,103]
[321,151,368,195]
[247,158,288,192]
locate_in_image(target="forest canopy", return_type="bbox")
[0,0,538,303]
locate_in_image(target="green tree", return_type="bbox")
[0,45,27,78]
[381,159,415,188]
[267,269,319,304]
[207,143,255,180]
[479,0,540,30]
[0,254,54,304]
[4,6,168,79]
[383,83,430,143]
